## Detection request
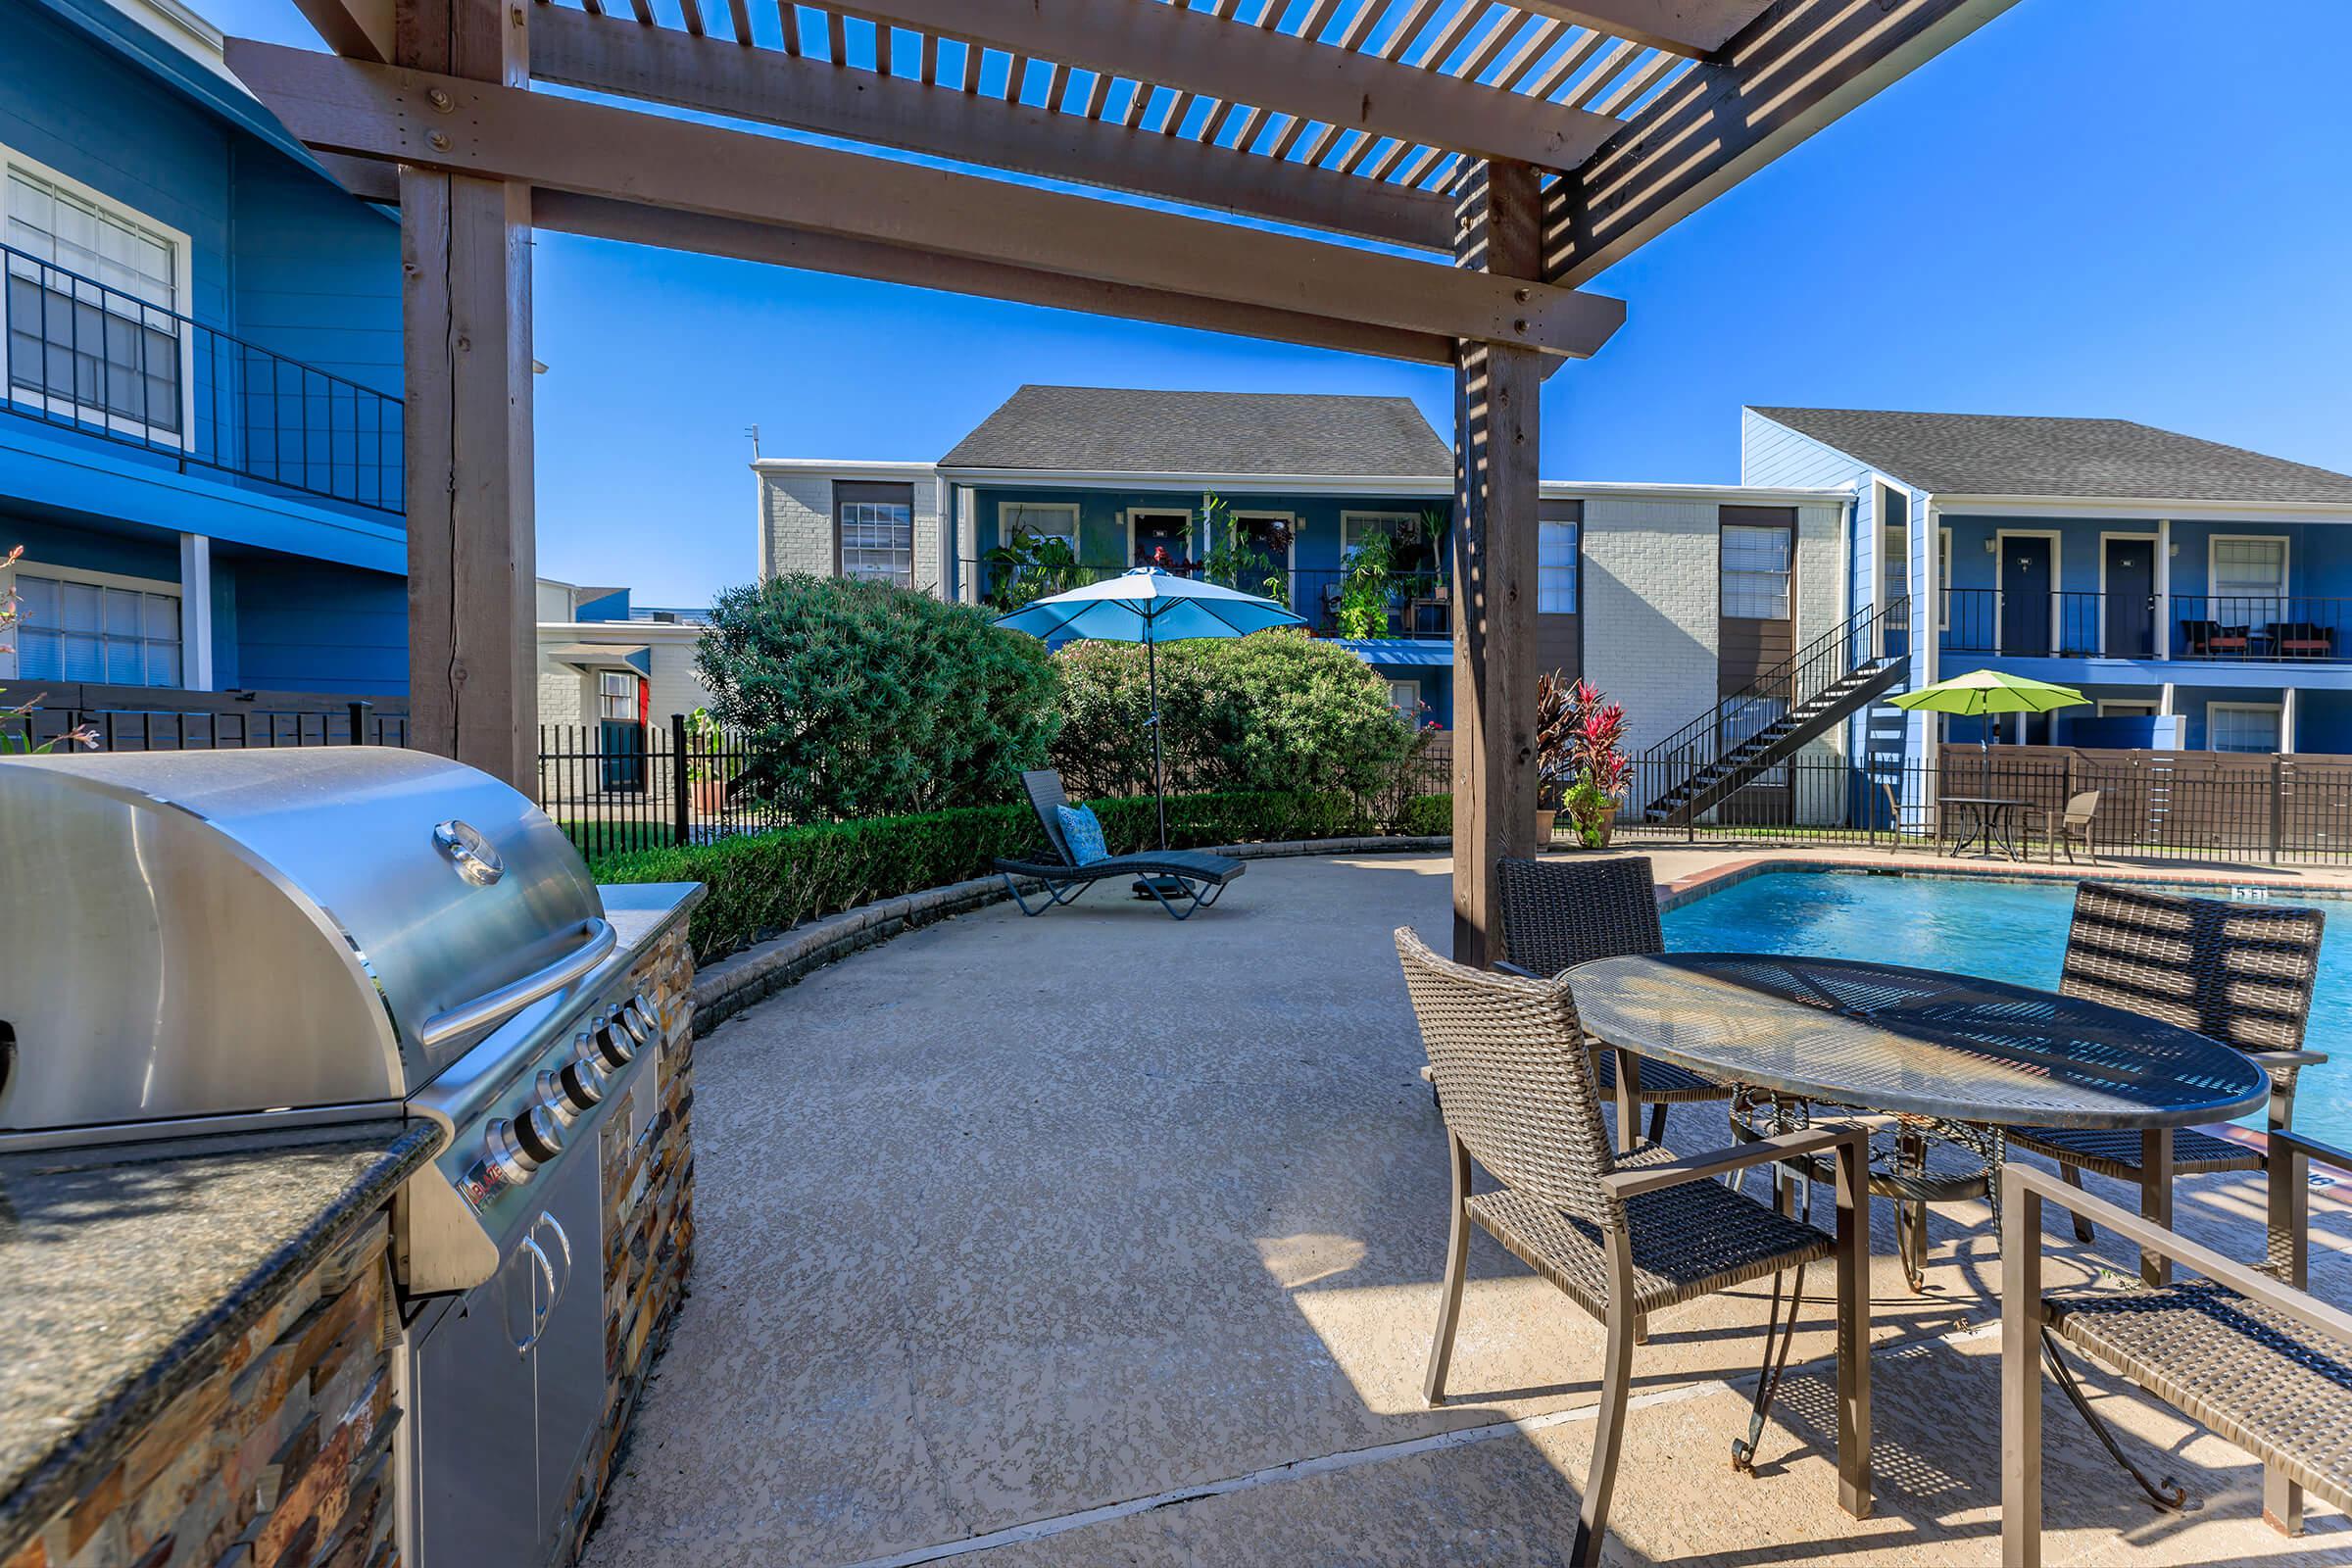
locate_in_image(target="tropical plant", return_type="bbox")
[682,707,744,785]
[1335,528,1395,639]
[696,574,1062,820]
[1,545,97,756]
[1533,668,1578,810]
[983,527,1084,612]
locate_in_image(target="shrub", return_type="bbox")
[603,788,1392,964]
[1051,630,1413,800]
[1395,794,1453,838]
[696,574,1061,819]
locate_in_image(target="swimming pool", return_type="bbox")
[1661,870,2351,1147]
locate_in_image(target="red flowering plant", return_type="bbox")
[1554,677,1630,847]
[1,545,100,755]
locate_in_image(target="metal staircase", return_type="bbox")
[1639,600,1911,827]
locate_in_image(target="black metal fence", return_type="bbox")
[1612,754,2352,866]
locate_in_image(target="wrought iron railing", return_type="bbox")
[1940,589,2352,662]
[1644,597,1911,774]
[2,242,404,514]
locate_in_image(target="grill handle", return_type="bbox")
[417,917,616,1049]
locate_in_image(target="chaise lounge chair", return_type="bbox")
[994,769,1247,920]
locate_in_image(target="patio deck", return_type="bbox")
[581,853,2352,1568]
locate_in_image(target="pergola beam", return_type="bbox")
[224,40,1627,359]
[529,7,1453,252]
[1510,0,1777,59]
[532,192,1456,366]
[820,0,1626,172]
[1543,0,2024,284]
[289,0,394,62]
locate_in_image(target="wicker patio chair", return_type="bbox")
[2000,1131,2352,1565]
[1493,856,1734,1152]
[1396,928,1872,1568]
[2007,882,2327,1280]
[992,770,1246,920]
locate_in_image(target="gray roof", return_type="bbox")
[1749,408,2352,506]
[940,385,1450,477]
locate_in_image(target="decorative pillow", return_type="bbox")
[1055,804,1110,865]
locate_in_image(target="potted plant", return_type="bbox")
[1533,669,1575,843]
[1566,686,1630,849]
[683,707,740,814]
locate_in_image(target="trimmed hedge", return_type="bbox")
[1395,794,1453,838]
[601,789,1412,964]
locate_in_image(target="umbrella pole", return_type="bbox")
[1149,622,1167,851]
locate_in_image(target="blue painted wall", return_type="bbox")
[225,552,407,694]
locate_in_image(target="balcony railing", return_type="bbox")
[1939,589,2352,662]
[958,558,1453,637]
[3,242,404,514]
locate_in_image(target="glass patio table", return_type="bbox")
[1567,953,2270,1289]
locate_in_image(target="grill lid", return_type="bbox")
[0,749,604,1138]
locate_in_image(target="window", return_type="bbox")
[1878,482,1910,607]
[1000,501,1078,552]
[1341,512,1418,560]
[835,481,915,587]
[2208,702,2280,755]
[3,148,188,443]
[1386,679,1422,720]
[1538,519,1579,613]
[2210,537,2287,626]
[1721,521,1792,619]
[598,670,640,722]
[10,566,179,687]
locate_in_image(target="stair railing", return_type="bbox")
[1642,597,1911,775]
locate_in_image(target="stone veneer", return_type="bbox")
[2,1217,401,1568]
[555,916,698,1563]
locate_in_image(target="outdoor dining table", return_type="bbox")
[1937,794,2031,859]
[1567,952,2271,1289]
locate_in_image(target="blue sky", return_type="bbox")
[204,0,2352,606]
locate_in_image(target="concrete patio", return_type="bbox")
[582,853,2352,1568]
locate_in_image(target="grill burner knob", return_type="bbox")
[590,1017,635,1071]
[485,1105,563,1183]
[616,996,656,1046]
[537,1059,605,1123]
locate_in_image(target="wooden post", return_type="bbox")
[1449,159,1543,966]
[399,0,537,790]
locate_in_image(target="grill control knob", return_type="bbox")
[485,1105,563,1183]
[537,1059,605,1123]
[590,1017,635,1071]
[616,996,656,1046]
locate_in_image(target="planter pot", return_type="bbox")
[1568,804,1619,850]
[691,778,730,814]
[1535,808,1558,845]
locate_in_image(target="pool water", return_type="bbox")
[1661,871,2352,1148]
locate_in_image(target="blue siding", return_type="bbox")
[229,555,407,694]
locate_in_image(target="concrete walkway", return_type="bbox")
[583,853,2351,1567]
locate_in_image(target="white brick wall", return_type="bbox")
[759,470,948,596]
[1581,496,1721,781]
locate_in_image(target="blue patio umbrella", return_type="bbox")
[995,566,1304,851]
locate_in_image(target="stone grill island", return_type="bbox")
[0,752,701,1568]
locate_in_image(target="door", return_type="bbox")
[532,1141,610,1549]
[1130,511,1191,570]
[1235,515,1294,605]
[414,1238,546,1565]
[2103,538,2155,658]
[597,671,648,793]
[1999,537,2052,656]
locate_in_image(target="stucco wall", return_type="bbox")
[1580,496,1720,793]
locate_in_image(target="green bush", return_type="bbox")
[603,788,1394,964]
[1051,630,1414,799]
[696,574,1062,819]
[1395,794,1453,838]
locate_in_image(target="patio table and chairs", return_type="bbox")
[1936,794,2032,859]
[1396,928,1874,1568]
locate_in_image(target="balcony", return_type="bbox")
[1940,588,2352,662]
[3,243,404,515]
[960,558,1453,638]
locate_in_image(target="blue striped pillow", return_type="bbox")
[1055,804,1110,865]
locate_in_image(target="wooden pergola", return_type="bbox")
[229,0,2014,960]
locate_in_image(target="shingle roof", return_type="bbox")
[939,385,1450,477]
[1749,408,2352,506]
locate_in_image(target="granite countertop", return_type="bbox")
[0,1119,445,1556]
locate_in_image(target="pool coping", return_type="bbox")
[1651,854,2314,1163]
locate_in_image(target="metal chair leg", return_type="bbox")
[1646,1099,1668,1149]
[1423,1134,1473,1407]
[1572,1295,1639,1568]
[2058,1164,2095,1245]
[1895,1200,1928,1295]
[1732,1265,1807,1474]
[2041,1327,2188,1514]
[2265,1465,2305,1537]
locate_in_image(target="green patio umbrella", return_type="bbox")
[1890,668,2090,792]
